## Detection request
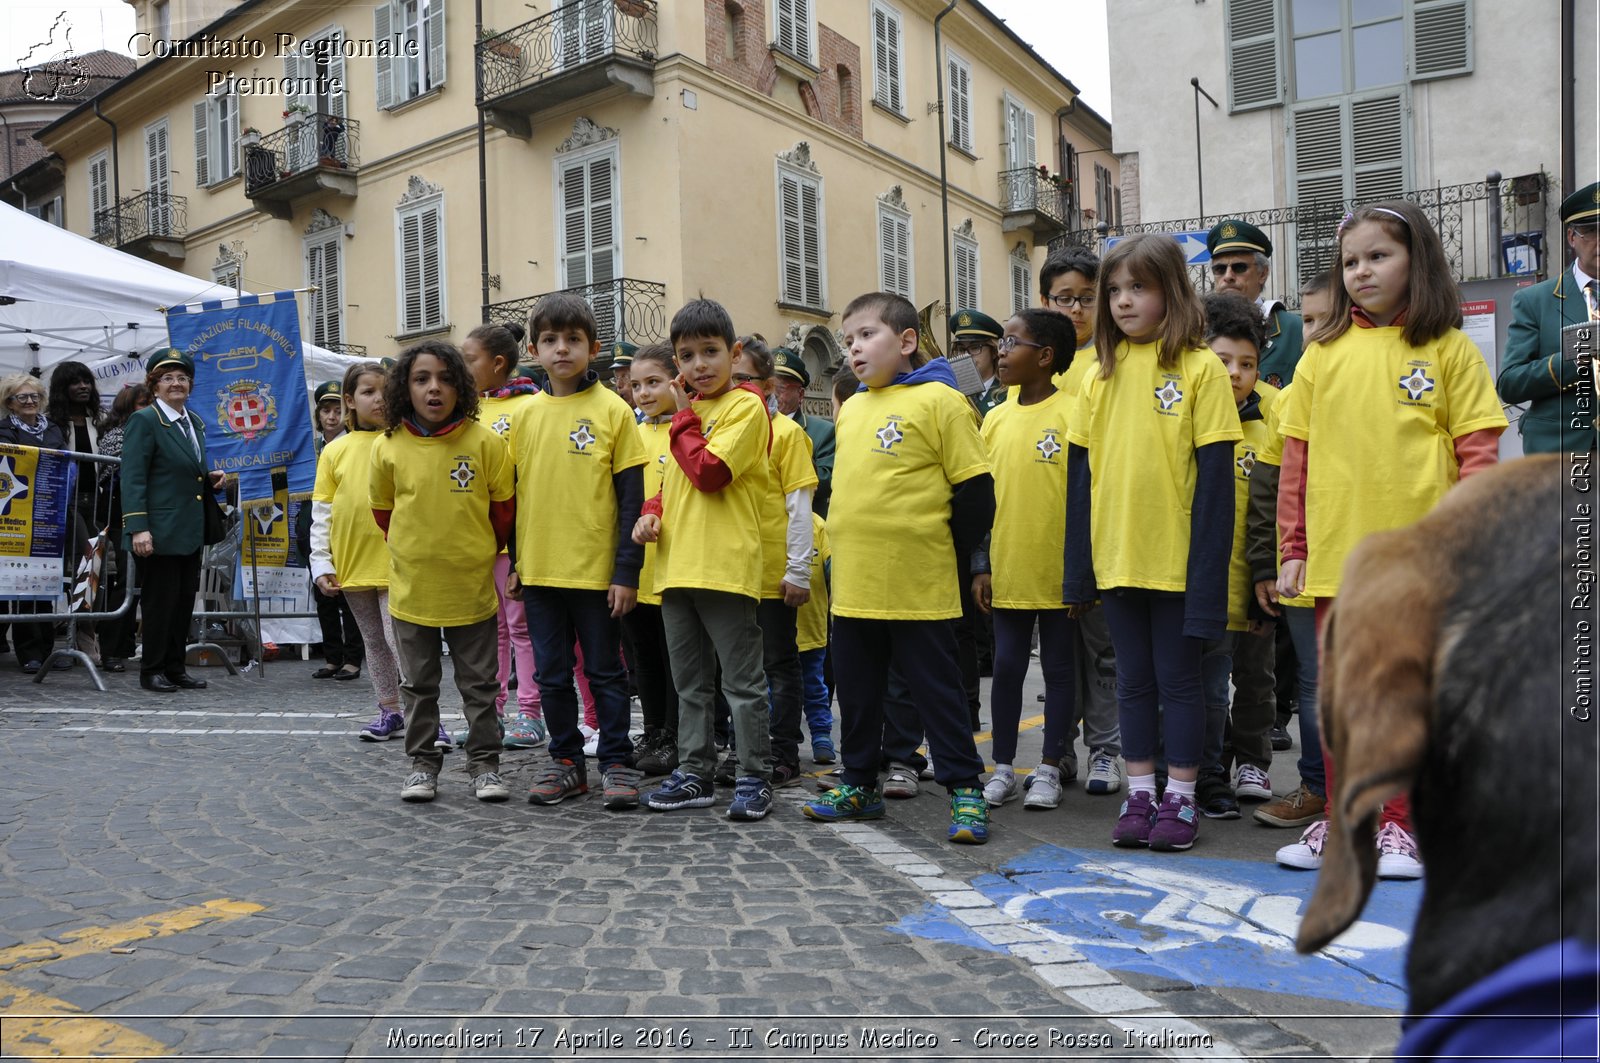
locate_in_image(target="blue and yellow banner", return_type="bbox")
[0,443,76,601]
[166,292,316,509]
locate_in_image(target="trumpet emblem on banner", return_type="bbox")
[216,379,279,441]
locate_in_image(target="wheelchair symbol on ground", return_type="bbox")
[895,845,1417,1008]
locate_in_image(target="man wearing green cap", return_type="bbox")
[1206,220,1303,387]
[772,347,834,516]
[950,309,1006,416]
[1498,181,1600,453]
[610,341,638,414]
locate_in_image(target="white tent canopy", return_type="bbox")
[0,201,362,389]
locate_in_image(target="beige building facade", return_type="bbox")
[35,0,1112,402]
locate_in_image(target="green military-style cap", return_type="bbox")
[773,347,809,387]
[1207,219,1273,257]
[313,381,343,406]
[611,341,638,368]
[1560,181,1600,227]
[146,348,193,376]
[949,309,1003,340]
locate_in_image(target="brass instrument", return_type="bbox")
[916,299,946,365]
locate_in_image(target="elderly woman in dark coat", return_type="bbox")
[0,372,69,672]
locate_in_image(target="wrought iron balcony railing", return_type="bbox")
[92,189,187,247]
[244,113,360,197]
[999,167,1071,231]
[487,277,667,356]
[477,0,658,104]
[322,343,370,358]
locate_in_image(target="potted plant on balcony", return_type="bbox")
[615,0,650,17]
[240,126,262,148]
[282,102,312,127]
[479,27,522,61]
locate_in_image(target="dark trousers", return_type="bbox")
[623,602,678,735]
[139,550,201,680]
[881,663,927,770]
[954,555,983,721]
[315,582,364,667]
[1283,605,1326,797]
[1101,589,1205,770]
[834,616,985,792]
[991,608,1075,765]
[758,598,804,769]
[522,585,633,768]
[9,602,55,667]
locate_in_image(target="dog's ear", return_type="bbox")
[1297,548,1438,955]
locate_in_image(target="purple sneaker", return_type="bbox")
[359,709,404,742]
[1111,790,1158,847]
[1148,792,1201,851]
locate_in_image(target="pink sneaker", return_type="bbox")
[1148,792,1200,851]
[1111,791,1157,847]
[1376,822,1423,879]
[1277,819,1329,869]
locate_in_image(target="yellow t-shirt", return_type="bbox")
[980,386,1073,610]
[796,514,830,651]
[655,387,772,599]
[830,382,990,619]
[1278,326,1507,598]
[1066,341,1243,591]
[512,384,647,591]
[1005,343,1095,403]
[369,420,514,627]
[758,412,820,599]
[479,391,537,445]
[311,429,390,591]
[1254,383,1310,612]
[1227,383,1279,630]
[635,417,673,607]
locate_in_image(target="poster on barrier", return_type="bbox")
[234,486,311,612]
[0,443,75,603]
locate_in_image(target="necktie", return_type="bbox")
[1587,280,1600,323]
[179,414,200,460]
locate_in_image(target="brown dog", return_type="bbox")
[1295,454,1598,1015]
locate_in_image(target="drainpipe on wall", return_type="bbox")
[0,112,15,183]
[933,0,958,355]
[93,98,121,245]
[1560,0,1575,203]
[475,0,490,323]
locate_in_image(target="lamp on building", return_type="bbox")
[1190,77,1219,222]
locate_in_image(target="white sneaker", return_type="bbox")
[1023,764,1063,809]
[580,723,599,758]
[471,771,510,802]
[1277,819,1328,869]
[983,766,1020,807]
[1376,822,1424,879]
[1083,751,1124,794]
[400,771,438,803]
[1235,763,1273,801]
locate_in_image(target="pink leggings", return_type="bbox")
[343,588,401,710]
[493,555,597,724]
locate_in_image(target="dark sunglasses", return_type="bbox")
[1211,261,1255,277]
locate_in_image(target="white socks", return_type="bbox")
[1167,777,1197,799]
[1129,772,1157,797]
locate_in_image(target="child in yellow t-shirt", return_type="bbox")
[632,300,774,820]
[1194,293,1280,822]
[506,294,648,810]
[795,512,833,763]
[369,341,515,805]
[462,320,548,750]
[972,309,1079,813]
[731,335,817,789]
[624,344,682,777]
[310,362,405,742]
[800,292,994,846]
[1275,202,1507,877]
[1063,234,1243,853]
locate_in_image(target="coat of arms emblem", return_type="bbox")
[216,380,278,440]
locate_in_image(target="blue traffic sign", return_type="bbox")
[1104,230,1212,265]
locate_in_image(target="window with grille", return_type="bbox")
[878,202,912,299]
[396,196,446,334]
[556,143,622,344]
[778,163,826,310]
[870,2,904,114]
[947,53,973,153]
[953,231,979,310]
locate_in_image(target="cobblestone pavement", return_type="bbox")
[0,656,1411,1061]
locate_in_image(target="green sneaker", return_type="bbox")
[801,784,886,822]
[948,787,990,845]
[502,715,547,750]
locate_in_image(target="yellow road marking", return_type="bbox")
[0,899,264,1063]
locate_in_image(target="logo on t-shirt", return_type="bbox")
[490,414,511,435]
[569,423,597,452]
[1236,446,1257,478]
[449,459,477,491]
[875,420,906,452]
[1398,365,1436,404]
[1035,430,1062,461]
[1154,378,1184,412]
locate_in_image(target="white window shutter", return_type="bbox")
[1410,0,1472,81]
[1024,110,1036,169]
[284,49,304,113]
[427,0,447,88]
[89,155,108,236]
[800,179,822,307]
[329,36,348,118]
[780,171,803,304]
[776,0,797,54]
[948,58,971,150]
[192,101,210,187]
[588,152,619,342]
[1351,92,1406,200]
[400,212,422,332]
[560,159,590,288]
[1010,252,1030,315]
[420,205,442,327]
[879,209,895,293]
[872,5,902,112]
[878,205,911,298]
[374,1,395,109]
[954,236,978,310]
[1225,0,1282,112]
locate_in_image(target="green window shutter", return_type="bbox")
[1410,0,1472,81]
[1225,0,1282,112]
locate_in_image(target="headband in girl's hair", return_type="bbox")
[1337,206,1409,235]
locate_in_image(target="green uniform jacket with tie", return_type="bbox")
[791,408,835,516]
[119,402,211,556]
[1499,268,1595,454]
[1258,306,1304,388]
[975,379,1007,418]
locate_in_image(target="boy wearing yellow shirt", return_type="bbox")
[633,300,775,820]
[801,292,995,845]
[508,294,648,811]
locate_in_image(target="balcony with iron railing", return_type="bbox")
[999,167,1072,236]
[486,277,667,367]
[243,112,360,219]
[92,190,188,261]
[476,0,658,138]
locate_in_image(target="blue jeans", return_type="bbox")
[521,585,633,768]
[1284,605,1325,797]
[1200,633,1236,781]
[799,647,833,737]
[1101,589,1206,770]
[990,608,1074,765]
